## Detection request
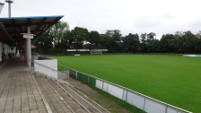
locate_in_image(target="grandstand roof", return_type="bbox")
[0,15,64,46]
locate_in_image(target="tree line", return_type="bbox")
[33,21,201,54]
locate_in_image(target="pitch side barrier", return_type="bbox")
[64,67,192,113]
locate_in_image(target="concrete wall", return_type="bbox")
[34,59,68,80]
[34,59,58,79]
[95,79,191,113]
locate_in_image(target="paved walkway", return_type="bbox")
[0,58,109,113]
[0,58,48,113]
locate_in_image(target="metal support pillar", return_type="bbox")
[27,26,31,68]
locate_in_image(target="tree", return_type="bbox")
[47,21,69,54]
[48,21,69,44]
[196,31,201,39]
[33,20,201,54]
[182,31,197,53]
[160,34,176,52]
[33,32,53,54]
[140,33,147,43]
[123,33,139,52]
[140,33,147,52]
[147,32,156,41]
[71,27,89,49]
[173,31,198,53]
[174,31,183,53]
[88,31,100,49]
[194,31,201,53]
[105,29,123,52]
[140,32,156,53]
[147,39,160,53]
[63,30,74,49]
[99,34,111,49]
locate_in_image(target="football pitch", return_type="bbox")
[54,54,201,113]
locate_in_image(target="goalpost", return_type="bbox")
[90,49,108,55]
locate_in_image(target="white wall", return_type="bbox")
[144,99,166,113]
[34,59,58,79]
[96,79,125,100]
[34,59,68,80]
[127,91,145,110]
[95,78,191,113]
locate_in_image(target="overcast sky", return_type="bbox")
[0,0,201,39]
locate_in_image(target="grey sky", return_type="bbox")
[0,0,201,38]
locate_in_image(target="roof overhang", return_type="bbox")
[0,15,64,46]
[0,22,15,45]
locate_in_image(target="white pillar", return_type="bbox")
[27,26,32,68]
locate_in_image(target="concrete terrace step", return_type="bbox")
[34,73,73,113]
[33,72,110,113]
[57,80,110,113]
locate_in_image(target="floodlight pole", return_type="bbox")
[5,0,13,17]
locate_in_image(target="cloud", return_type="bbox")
[0,0,201,39]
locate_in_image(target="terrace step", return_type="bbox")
[56,79,110,113]
[33,72,109,113]
[34,73,74,113]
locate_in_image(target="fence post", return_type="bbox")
[76,71,77,79]
[143,97,146,111]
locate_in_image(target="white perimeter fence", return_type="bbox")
[95,79,192,113]
[70,69,192,113]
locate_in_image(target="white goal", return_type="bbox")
[90,49,108,55]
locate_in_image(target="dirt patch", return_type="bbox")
[65,77,142,113]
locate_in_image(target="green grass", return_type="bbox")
[54,54,201,113]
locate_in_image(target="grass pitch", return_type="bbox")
[54,54,201,113]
